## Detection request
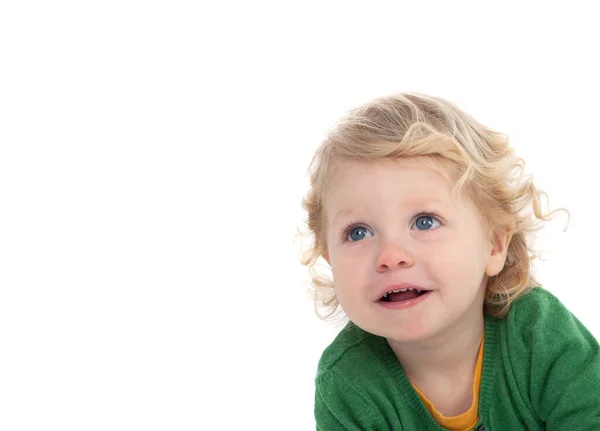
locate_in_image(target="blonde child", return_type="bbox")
[300,93,600,430]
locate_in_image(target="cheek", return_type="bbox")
[333,254,364,277]
[424,241,488,284]
[331,253,370,292]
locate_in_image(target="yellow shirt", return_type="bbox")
[412,334,484,431]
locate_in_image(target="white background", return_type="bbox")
[1,1,599,430]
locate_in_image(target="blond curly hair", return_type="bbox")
[299,92,567,320]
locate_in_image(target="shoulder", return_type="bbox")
[508,286,562,316]
[314,321,402,424]
[504,287,568,343]
[501,290,600,424]
[316,320,379,379]
[504,286,597,350]
[506,287,574,331]
[314,322,401,428]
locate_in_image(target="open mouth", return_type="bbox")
[380,288,429,302]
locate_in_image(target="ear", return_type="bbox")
[485,229,513,277]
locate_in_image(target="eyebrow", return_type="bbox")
[331,198,453,225]
[332,208,354,225]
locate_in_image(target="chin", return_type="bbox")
[384,328,434,344]
[377,318,442,343]
[352,318,432,343]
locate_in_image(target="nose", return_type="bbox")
[375,240,415,272]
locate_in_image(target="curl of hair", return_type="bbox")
[298,92,568,320]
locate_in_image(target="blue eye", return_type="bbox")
[346,226,373,242]
[414,215,441,231]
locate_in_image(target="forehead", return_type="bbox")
[326,157,455,201]
[323,157,468,223]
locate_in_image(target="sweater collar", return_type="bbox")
[376,315,499,430]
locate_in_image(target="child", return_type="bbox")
[300,92,600,430]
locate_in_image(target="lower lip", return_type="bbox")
[377,291,432,309]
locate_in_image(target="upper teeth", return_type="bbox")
[383,288,422,297]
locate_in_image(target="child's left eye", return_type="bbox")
[413,215,441,231]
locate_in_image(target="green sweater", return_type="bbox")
[314,288,600,430]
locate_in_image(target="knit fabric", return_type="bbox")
[315,288,600,430]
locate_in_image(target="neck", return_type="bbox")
[386,309,485,382]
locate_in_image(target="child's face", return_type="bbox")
[323,158,507,343]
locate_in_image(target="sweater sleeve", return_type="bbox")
[510,289,600,430]
[314,370,393,431]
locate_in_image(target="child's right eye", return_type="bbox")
[344,225,373,242]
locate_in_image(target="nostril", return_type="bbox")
[377,260,412,272]
[376,246,414,272]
